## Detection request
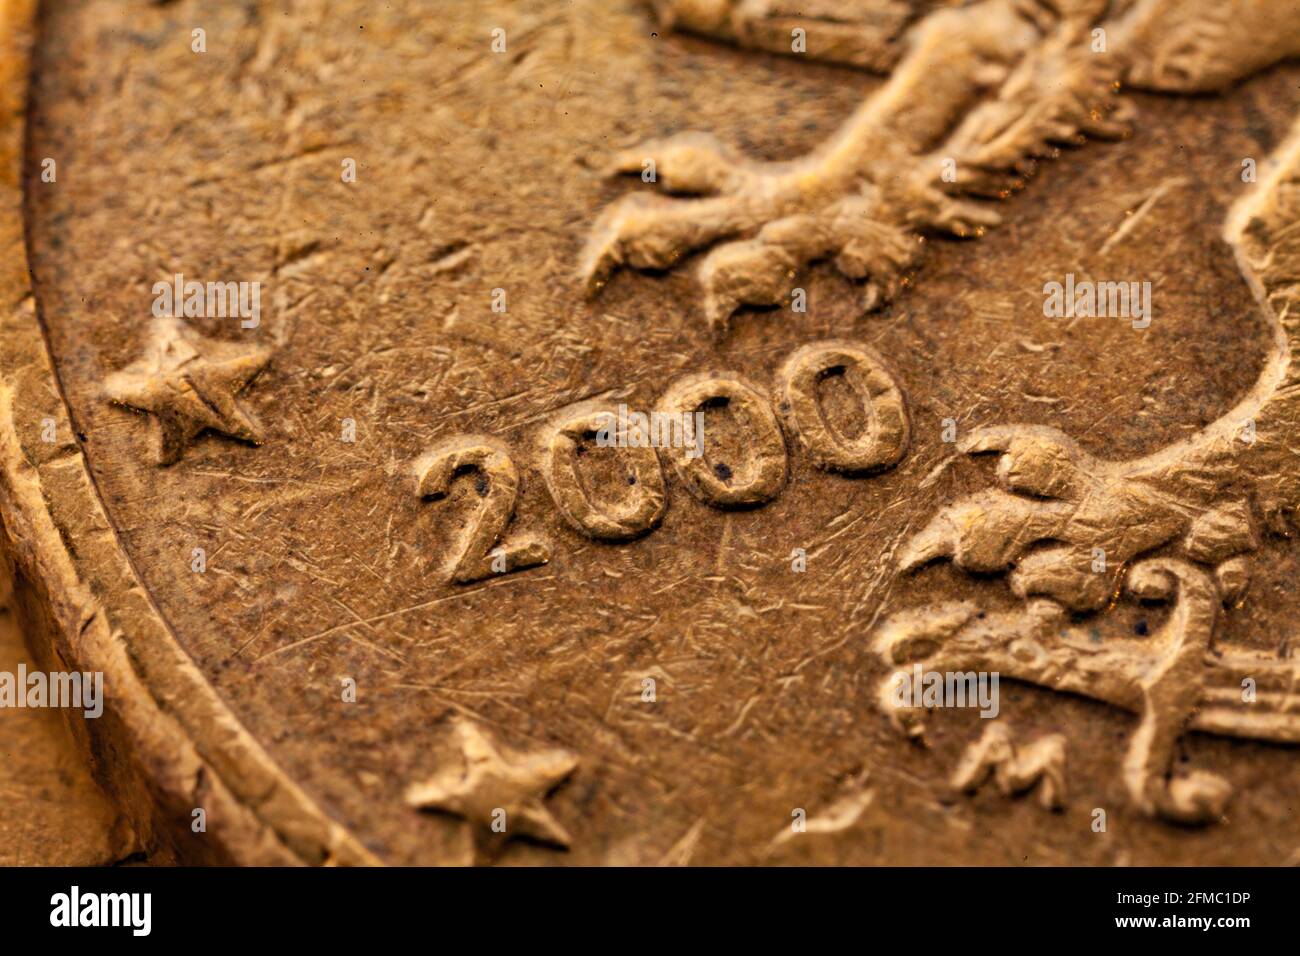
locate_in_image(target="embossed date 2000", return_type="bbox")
[414,340,909,583]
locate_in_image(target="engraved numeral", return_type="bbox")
[656,373,786,508]
[412,340,913,577]
[542,403,666,541]
[414,436,549,583]
[776,341,909,473]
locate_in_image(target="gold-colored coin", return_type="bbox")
[3,0,1300,865]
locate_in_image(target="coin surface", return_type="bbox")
[4,0,1300,865]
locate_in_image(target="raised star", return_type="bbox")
[104,318,272,465]
[405,718,578,850]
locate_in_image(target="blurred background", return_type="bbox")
[0,603,136,865]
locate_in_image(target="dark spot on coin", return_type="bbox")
[474,475,489,497]
[1134,619,1149,636]
[714,463,732,482]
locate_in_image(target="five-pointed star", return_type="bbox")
[104,318,272,465]
[405,718,578,849]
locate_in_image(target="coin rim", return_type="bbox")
[0,0,376,866]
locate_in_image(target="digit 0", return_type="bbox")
[775,341,909,473]
[655,372,786,508]
[541,402,667,541]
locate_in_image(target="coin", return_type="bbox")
[3,0,1300,865]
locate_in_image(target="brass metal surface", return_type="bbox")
[2,0,1300,865]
